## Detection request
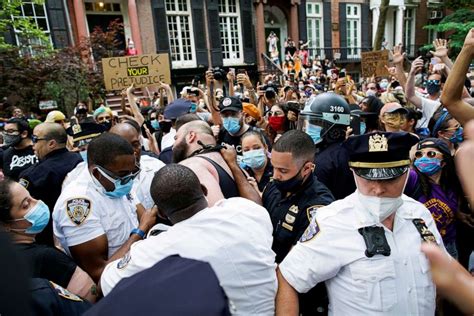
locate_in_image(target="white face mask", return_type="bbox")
[356,191,403,222]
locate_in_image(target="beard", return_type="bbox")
[172,138,189,163]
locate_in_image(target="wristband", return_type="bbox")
[130,228,146,239]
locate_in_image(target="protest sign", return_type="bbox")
[361,50,390,77]
[102,53,171,91]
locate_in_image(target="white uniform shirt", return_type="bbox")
[62,161,88,189]
[53,171,139,258]
[161,127,176,150]
[280,192,444,316]
[133,155,165,209]
[101,197,277,315]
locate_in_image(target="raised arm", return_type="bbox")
[440,29,474,126]
[126,84,145,126]
[390,44,407,90]
[405,56,424,109]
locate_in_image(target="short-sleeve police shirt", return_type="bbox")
[53,171,139,258]
[279,192,444,315]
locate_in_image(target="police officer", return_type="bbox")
[298,92,356,199]
[18,123,82,246]
[263,130,334,315]
[53,133,157,284]
[276,132,444,315]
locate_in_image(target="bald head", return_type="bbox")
[109,122,141,157]
[179,120,214,141]
[32,123,67,160]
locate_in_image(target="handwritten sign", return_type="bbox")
[102,53,171,91]
[361,50,390,78]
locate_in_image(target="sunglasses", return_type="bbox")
[267,111,284,117]
[31,135,50,144]
[414,150,442,159]
[426,79,440,85]
[96,165,141,185]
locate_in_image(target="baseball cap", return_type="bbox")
[45,110,66,123]
[380,102,408,117]
[164,99,193,120]
[219,97,242,113]
[344,131,419,180]
[242,103,261,121]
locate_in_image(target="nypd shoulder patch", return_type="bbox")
[306,205,324,222]
[66,198,91,226]
[300,217,321,242]
[117,251,132,269]
[49,281,83,301]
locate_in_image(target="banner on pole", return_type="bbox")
[102,53,171,91]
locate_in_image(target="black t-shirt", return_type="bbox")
[16,243,77,288]
[1,145,38,181]
[218,126,270,156]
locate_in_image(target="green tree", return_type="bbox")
[423,9,474,56]
[0,0,50,50]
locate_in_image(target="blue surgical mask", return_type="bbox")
[360,121,366,135]
[305,124,323,144]
[151,119,160,130]
[104,179,134,198]
[79,150,87,161]
[449,127,463,144]
[223,117,241,134]
[414,157,442,176]
[10,200,50,234]
[242,149,266,170]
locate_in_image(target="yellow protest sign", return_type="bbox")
[361,50,390,78]
[102,54,171,91]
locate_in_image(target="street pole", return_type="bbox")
[202,0,217,111]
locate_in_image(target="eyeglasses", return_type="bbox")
[96,164,141,185]
[414,150,443,159]
[426,79,440,85]
[31,135,50,144]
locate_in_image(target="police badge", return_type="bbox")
[300,217,321,242]
[66,198,91,226]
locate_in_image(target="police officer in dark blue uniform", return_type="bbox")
[298,92,356,200]
[19,123,84,246]
[262,130,334,315]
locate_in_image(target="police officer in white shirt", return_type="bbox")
[101,164,277,315]
[276,132,445,316]
[110,121,165,209]
[53,133,157,283]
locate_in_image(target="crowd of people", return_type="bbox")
[1,29,474,315]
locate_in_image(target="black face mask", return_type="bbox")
[160,121,173,133]
[100,121,112,131]
[273,163,307,193]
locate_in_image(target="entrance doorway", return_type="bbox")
[264,5,288,63]
[86,14,126,50]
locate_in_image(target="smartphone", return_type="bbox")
[430,58,437,65]
[350,113,361,135]
[229,68,235,75]
[237,69,246,75]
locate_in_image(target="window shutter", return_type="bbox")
[151,0,170,54]
[190,0,208,67]
[298,0,307,42]
[45,0,69,48]
[361,3,370,50]
[207,0,223,67]
[339,3,347,60]
[240,0,255,64]
[323,1,332,58]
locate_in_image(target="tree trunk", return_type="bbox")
[373,0,390,50]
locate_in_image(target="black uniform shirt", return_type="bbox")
[263,174,334,263]
[315,142,356,200]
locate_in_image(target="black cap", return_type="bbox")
[344,131,419,180]
[163,99,193,120]
[66,122,105,143]
[219,97,242,113]
[416,138,451,158]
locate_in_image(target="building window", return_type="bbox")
[404,8,416,57]
[306,1,324,59]
[219,0,243,65]
[346,4,361,58]
[11,1,53,55]
[165,0,196,68]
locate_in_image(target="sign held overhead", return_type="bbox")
[361,50,390,78]
[102,53,171,91]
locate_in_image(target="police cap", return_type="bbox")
[344,131,419,180]
[66,122,105,143]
